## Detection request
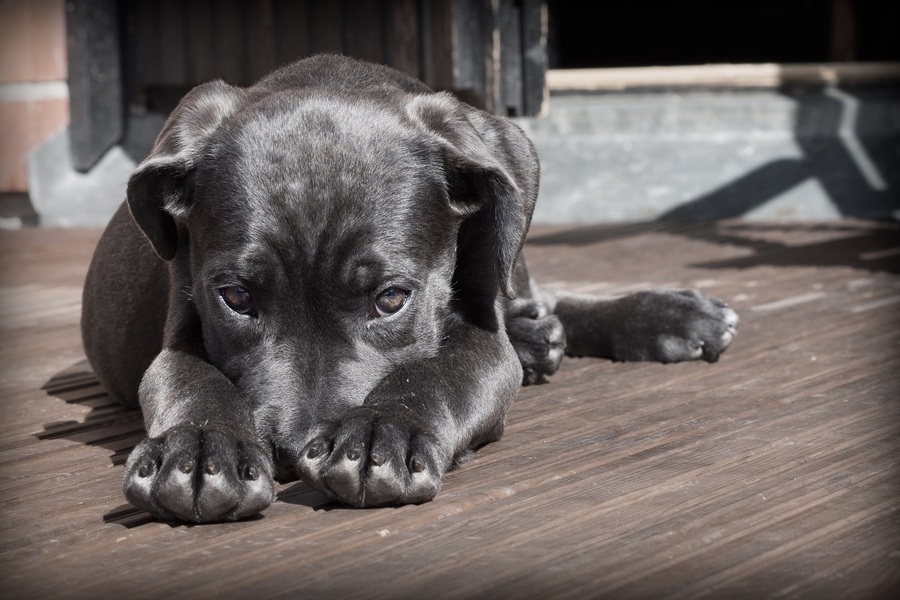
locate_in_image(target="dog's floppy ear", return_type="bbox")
[127,80,244,260]
[407,93,539,298]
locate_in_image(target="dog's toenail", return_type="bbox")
[307,444,321,459]
[245,465,259,480]
[347,448,361,461]
[371,452,385,466]
[410,456,426,473]
[205,461,219,475]
[179,462,193,474]
[138,464,152,477]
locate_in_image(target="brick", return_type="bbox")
[0,0,67,84]
[0,97,69,191]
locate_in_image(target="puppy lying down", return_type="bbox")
[82,55,738,523]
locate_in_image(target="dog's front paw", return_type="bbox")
[123,424,274,523]
[296,407,447,507]
[506,299,566,385]
[618,289,739,363]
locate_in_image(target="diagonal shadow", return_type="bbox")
[527,220,900,274]
[658,86,899,223]
[528,85,900,273]
[40,360,153,527]
[685,222,900,273]
[658,159,814,221]
[41,360,335,526]
[39,360,146,467]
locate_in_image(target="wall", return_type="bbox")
[0,0,69,193]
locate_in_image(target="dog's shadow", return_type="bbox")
[40,359,144,467]
[40,360,332,527]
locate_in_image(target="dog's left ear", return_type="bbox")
[407,93,539,298]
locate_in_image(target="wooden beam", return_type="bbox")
[66,0,123,172]
[546,62,900,91]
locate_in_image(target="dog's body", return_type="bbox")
[82,55,737,522]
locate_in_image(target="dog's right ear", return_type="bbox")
[127,80,244,261]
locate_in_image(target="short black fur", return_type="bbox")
[81,55,738,522]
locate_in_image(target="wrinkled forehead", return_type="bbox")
[221,94,444,213]
[191,93,454,274]
[238,95,427,193]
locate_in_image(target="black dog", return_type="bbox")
[82,55,737,523]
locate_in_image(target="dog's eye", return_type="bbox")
[220,285,255,316]
[373,287,408,317]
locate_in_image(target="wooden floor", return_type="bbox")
[1,220,898,599]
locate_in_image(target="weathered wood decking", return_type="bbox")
[1,220,898,598]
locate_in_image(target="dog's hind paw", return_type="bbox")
[296,407,447,507]
[123,424,274,523]
[614,289,739,363]
[506,299,566,385]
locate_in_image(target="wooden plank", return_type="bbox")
[384,0,420,79]
[120,1,159,110]
[245,0,278,84]
[273,0,311,66]
[214,0,246,85]
[520,0,547,116]
[343,0,384,63]
[185,0,217,83]
[309,1,343,55]
[156,0,188,86]
[498,0,523,116]
[546,62,900,91]
[65,0,123,171]
[452,0,495,111]
[420,0,456,92]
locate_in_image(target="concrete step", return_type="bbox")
[516,86,900,223]
[26,86,900,227]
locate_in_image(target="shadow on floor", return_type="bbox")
[528,86,899,273]
[40,360,152,526]
[527,221,900,275]
[39,359,145,466]
[39,360,334,526]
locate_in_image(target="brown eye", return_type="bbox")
[220,285,255,315]
[373,287,408,317]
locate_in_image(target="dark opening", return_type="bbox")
[547,0,900,69]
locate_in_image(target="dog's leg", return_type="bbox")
[123,349,275,523]
[295,320,520,507]
[504,256,567,385]
[545,286,739,364]
[85,212,275,524]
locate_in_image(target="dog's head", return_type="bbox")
[126,71,537,458]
